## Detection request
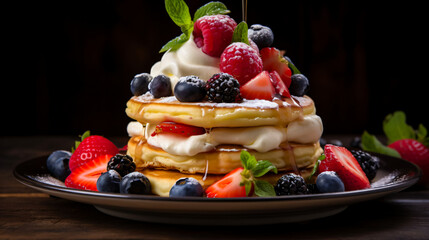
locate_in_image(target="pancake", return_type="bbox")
[127,136,323,174]
[126,93,316,128]
[139,167,314,197]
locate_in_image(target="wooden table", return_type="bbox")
[1,136,428,239]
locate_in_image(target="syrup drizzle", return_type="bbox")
[242,0,248,22]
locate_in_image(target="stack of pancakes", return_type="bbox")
[126,93,323,197]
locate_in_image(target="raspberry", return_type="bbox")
[220,42,263,86]
[193,15,237,57]
[206,73,241,103]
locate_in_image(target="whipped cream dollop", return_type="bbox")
[144,115,323,156]
[150,34,220,89]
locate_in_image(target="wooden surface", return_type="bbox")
[1,136,428,239]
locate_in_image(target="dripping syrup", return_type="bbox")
[281,141,300,176]
[242,0,248,22]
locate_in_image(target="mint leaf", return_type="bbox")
[361,131,401,158]
[72,130,90,153]
[416,124,429,147]
[383,111,416,144]
[254,179,276,197]
[252,160,277,177]
[231,21,249,45]
[308,154,325,181]
[244,181,252,196]
[165,0,192,28]
[240,150,257,170]
[160,33,189,53]
[287,59,301,75]
[193,1,230,22]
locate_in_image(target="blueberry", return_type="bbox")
[120,172,151,194]
[46,150,72,181]
[316,171,345,193]
[96,170,122,193]
[248,24,274,49]
[329,139,344,147]
[149,75,172,98]
[169,177,204,197]
[289,74,309,96]
[130,73,152,96]
[174,76,206,102]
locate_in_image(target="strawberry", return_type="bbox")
[65,154,113,191]
[69,134,118,172]
[193,15,237,57]
[260,47,292,87]
[319,144,370,191]
[240,71,275,100]
[220,42,263,85]
[206,167,247,198]
[388,139,429,185]
[269,70,291,98]
[151,122,206,137]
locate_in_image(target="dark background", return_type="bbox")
[4,0,428,138]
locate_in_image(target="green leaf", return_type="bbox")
[254,179,276,197]
[159,33,190,53]
[165,0,192,28]
[383,111,416,144]
[244,181,252,196]
[193,1,230,22]
[72,130,90,153]
[240,150,257,170]
[416,124,429,147]
[81,130,90,141]
[361,131,401,158]
[252,160,278,177]
[231,21,249,45]
[287,58,301,75]
[308,154,325,181]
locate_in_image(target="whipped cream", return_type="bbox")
[150,34,220,89]
[127,121,144,137]
[286,115,323,143]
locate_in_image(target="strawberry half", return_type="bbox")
[269,70,291,98]
[240,71,275,100]
[319,144,370,191]
[65,154,112,191]
[69,135,118,172]
[260,47,292,87]
[151,122,206,137]
[206,167,247,198]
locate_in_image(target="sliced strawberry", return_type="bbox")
[269,70,291,98]
[240,71,275,100]
[65,154,112,191]
[206,167,247,198]
[319,145,370,191]
[260,47,292,87]
[69,135,119,172]
[151,122,206,137]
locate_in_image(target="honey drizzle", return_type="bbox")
[242,0,248,22]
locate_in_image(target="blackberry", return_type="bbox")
[107,154,136,177]
[275,173,309,196]
[206,73,241,103]
[351,150,380,181]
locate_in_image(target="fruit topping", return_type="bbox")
[350,150,380,181]
[315,171,345,193]
[149,75,172,98]
[107,154,136,177]
[69,131,118,172]
[240,71,275,100]
[174,75,206,102]
[46,150,72,181]
[96,169,121,193]
[151,122,206,137]
[120,172,151,194]
[260,47,292,87]
[269,70,291,98]
[130,73,152,96]
[274,173,309,195]
[193,14,237,57]
[65,154,113,191]
[205,151,278,198]
[289,73,310,96]
[319,144,370,191]
[220,42,263,85]
[248,24,274,49]
[169,177,204,197]
[206,73,241,103]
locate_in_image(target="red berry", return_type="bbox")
[65,154,113,191]
[206,167,247,198]
[240,71,275,100]
[319,144,370,191]
[260,47,292,87]
[220,42,263,85]
[269,70,290,98]
[69,135,118,172]
[193,15,237,57]
[151,122,206,137]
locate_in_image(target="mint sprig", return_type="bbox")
[239,151,278,197]
[160,0,230,53]
[231,21,249,45]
